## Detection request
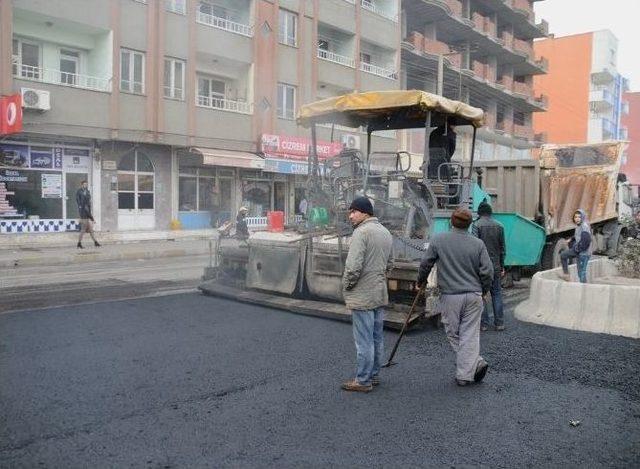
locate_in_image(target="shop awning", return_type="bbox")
[188,148,265,169]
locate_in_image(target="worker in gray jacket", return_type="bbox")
[341,196,393,393]
[417,208,494,386]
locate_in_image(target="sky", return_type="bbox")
[534,0,640,91]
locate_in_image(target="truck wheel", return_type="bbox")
[541,237,568,270]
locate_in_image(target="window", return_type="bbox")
[318,39,329,51]
[199,1,230,19]
[360,52,371,64]
[164,58,185,100]
[165,0,186,14]
[120,49,145,94]
[60,49,80,85]
[12,38,41,79]
[277,83,296,120]
[278,10,297,46]
[197,75,226,107]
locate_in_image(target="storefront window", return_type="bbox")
[242,180,271,216]
[179,176,197,211]
[1,142,92,225]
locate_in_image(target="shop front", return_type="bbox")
[0,141,94,233]
[260,134,343,222]
[177,148,264,229]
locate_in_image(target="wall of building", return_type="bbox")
[533,33,593,144]
[621,91,640,184]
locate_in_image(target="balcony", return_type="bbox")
[532,94,548,109]
[534,132,548,144]
[535,56,549,72]
[513,81,532,97]
[591,67,615,85]
[536,19,549,36]
[511,0,534,21]
[196,95,252,115]
[12,59,111,92]
[444,0,462,17]
[360,62,397,79]
[512,38,534,61]
[318,49,355,68]
[361,0,398,22]
[495,120,513,134]
[589,89,614,112]
[513,124,534,141]
[196,11,253,37]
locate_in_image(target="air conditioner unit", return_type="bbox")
[21,88,51,111]
[341,134,360,149]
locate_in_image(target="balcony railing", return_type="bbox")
[197,11,253,37]
[533,94,549,109]
[360,0,398,21]
[513,81,532,97]
[13,61,111,92]
[360,62,397,80]
[197,95,253,114]
[318,49,355,68]
[589,89,614,106]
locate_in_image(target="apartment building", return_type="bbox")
[621,91,640,185]
[533,30,629,145]
[0,0,400,235]
[399,0,549,162]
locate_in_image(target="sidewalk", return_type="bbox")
[1,233,230,269]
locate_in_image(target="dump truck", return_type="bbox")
[469,141,632,271]
[200,90,509,329]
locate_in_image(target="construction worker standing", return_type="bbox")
[417,208,493,386]
[341,196,393,393]
[473,200,506,331]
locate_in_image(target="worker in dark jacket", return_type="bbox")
[417,208,494,386]
[75,181,100,249]
[472,200,506,331]
[559,209,592,283]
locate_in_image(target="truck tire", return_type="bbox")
[541,237,568,270]
[606,224,624,257]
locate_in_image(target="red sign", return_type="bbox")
[260,134,343,161]
[0,95,22,136]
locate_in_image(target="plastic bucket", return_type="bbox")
[267,211,285,232]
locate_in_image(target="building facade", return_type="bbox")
[533,30,630,145]
[399,0,549,163]
[621,91,640,185]
[0,0,400,235]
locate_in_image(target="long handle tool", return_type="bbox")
[382,285,425,368]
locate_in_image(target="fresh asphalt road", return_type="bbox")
[1,291,639,468]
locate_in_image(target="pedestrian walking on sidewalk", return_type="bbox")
[472,201,506,331]
[341,196,393,393]
[558,209,592,283]
[417,208,494,387]
[76,181,100,249]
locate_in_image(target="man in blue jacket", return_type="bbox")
[559,209,592,283]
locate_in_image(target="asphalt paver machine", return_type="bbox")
[200,90,486,328]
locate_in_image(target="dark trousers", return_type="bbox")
[481,271,504,327]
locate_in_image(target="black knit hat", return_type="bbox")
[349,196,374,216]
[477,200,493,216]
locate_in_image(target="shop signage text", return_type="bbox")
[260,134,343,161]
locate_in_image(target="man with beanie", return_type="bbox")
[472,200,506,331]
[341,196,393,393]
[417,207,494,386]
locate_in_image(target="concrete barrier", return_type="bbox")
[515,258,640,339]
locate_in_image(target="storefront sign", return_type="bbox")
[0,169,28,183]
[0,144,29,168]
[53,147,63,169]
[30,152,53,169]
[263,158,310,175]
[64,155,92,172]
[260,134,343,161]
[41,173,63,198]
[0,94,23,136]
[102,160,117,170]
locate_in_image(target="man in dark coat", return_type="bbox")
[472,200,506,331]
[76,181,100,249]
